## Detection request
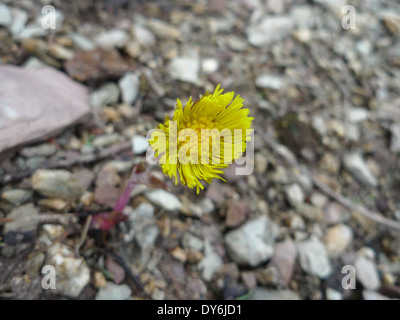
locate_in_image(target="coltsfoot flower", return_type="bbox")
[149,85,253,193]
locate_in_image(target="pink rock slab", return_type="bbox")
[0,65,90,154]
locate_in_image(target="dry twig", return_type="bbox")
[0,213,78,226]
[75,215,92,257]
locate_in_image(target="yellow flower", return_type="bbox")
[149,85,253,193]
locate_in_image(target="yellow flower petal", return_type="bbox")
[149,85,253,193]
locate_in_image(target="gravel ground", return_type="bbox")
[1,0,400,300]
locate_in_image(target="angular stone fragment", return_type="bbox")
[0,66,90,154]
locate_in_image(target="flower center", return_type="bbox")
[178,117,218,163]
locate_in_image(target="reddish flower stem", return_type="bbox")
[91,163,168,231]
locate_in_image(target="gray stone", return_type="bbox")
[69,33,96,51]
[358,247,375,260]
[320,153,340,175]
[199,198,215,215]
[292,167,313,192]
[296,203,322,222]
[125,203,158,248]
[314,0,346,17]
[1,189,33,206]
[343,152,378,187]
[247,16,294,47]
[250,288,300,300]
[344,123,360,142]
[284,184,305,207]
[152,288,165,300]
[4,203,39,235]
[390,124,400,153]
[226,35,248,51]
[69,169,93,191]
[94,29,129,50]
[381,11,400,35]
[310,224,324,239]
[168,57,200,84]
[20,143,57,157]
[92,133,121,148]
[355,255,380,290]
[310,192,328,209]
[38,198,67,211]
[125,41,141,58]
[290,214,306,230]
[0,66,90,154]
[132,24,155,47]
[26,252,46,277]
[182,233,204,251]
[348,107,369,123]
[312,115,327,135]
[326,288,343,300]
[46,243,90,298]
[47,44,75,60]
[181,201,204,218]
[324,224,353,258]
[267,0,285,14]
[146,18,182,40]
[9,8,27,35]
[272,166,289,184]
[197,240,223,281]
[16,25,47,39]
[292,29,312,44]
[183,197,216,217]
[362,290,391,300]
[255,153,268,174]
[379,252,400,275]
[2,203,39,257]
[24,156,45,170]
[131,135,149,155]
[224,215,278,267]
[255,74,285,90]
[297,236,331,278]
[290,6,317,28]
[119,72,140,105]
[201,58,219,74]
[323,202,348,226]
[23,57,47,69]
[96,282,132,300]
[80,144,95,155]
[31,169,85,200]
[208,13,235,34]
[125,203,159,265]
[257,100,275,114]
[129,202,154,219]
[0,4,12,26]
[90,82,120,108]
[136,222,159,251]
[103,160,133,173]
[145,189,182,211]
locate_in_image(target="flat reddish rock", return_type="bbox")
[225,199,250,228]
[268,239,297,287]
[0,65,90,154]
[65,49,133,83]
